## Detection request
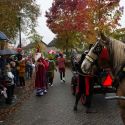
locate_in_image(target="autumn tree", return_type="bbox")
[0,0,40,39]
[51,32,83,50]
[28,30,43,43]
[46,0,123,45]
[83,0,124,42]
[111,28,125,41]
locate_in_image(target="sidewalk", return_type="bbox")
[0,77,34,121]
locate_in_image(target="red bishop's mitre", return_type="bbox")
[36,47,40,53]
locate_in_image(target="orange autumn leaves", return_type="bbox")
[46,0,123,44]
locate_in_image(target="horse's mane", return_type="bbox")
[109,37,125,74]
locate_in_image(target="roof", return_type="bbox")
[47,38,56,47]
[0,31,9,41]
[22,40,47,50]
[41,40,48,46]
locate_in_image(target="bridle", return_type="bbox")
[85,55,95,63]
[85,42,103,64]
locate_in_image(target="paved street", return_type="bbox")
[3,68,123,125]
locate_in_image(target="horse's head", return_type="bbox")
[81,39,103,74]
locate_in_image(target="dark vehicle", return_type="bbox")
[93,68,116,94]
[70,51,116,95]
[71,68,116,96]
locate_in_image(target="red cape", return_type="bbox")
[98,48,110,68]
[35,63,46,89]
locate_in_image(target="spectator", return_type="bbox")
[18,58,26,87]
[10,61,18,86]
[4,64,15,104]
[25,60,33,79]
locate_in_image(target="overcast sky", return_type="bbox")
[35,0,125,44]
[35,0,55,44]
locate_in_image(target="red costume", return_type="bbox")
[35,57,46,89]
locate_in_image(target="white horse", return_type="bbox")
[81,33,125,125]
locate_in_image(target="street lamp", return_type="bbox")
[18,16,21,48]
[18,10,27,49]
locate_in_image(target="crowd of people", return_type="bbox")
[0,46,113,116]
[0,54,34,104]
[0,51,66,104]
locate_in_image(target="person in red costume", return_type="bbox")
[35,56,48,96]
[44,58,49,89]
[57,53,66,83]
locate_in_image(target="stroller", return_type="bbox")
[93,68,115,94]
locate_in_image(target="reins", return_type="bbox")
[71,71,97,77]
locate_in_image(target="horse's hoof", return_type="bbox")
[73,105,77,111]
[86,108,97,113]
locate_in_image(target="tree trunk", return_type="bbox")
[65,38,68,58]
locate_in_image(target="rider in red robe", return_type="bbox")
[98,47,110,68]
[98,47,113,87]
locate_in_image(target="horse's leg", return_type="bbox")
[120,108,125,125]
[117,80,125,125]
[73,93,81,111]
